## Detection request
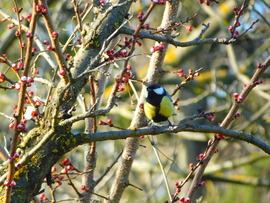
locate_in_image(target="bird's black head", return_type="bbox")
[146,84,166,106]
[147,84,166,96]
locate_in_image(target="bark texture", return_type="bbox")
[0,0,132,202]
[105,1,180,202]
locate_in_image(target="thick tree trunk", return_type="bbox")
[0,0,132,202]
[105,0,180,202]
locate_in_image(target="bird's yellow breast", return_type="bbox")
[159,96,174,117]
[144,102,156,120]
[144,96,174,121]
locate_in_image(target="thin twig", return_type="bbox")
[0,145,9,161]
[4,1,39,202]
[39,0,69,84]
[186,55,270,200]
[171,67,203,97]
[62,4,93,52]
[0,112,13,121]
[149,136,172,202]
[119,25,236,47]
[0,8,58,70]
[95,150,123,186]
[65,172,81,197]
[71,0,83,31]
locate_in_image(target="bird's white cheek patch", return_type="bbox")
[154,87,165,95]
[145,91,148,98]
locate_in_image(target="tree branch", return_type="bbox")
[119,25,236,47]
[105,1,181,202]
[77,124,270,155]
[186,54,270,199]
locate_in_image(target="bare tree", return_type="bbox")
[0,0,270,202]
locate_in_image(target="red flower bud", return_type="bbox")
[143,24,150,29]
[186,25,193,32]
[32,47,37,53]
[15,82,21,90]
[17,122,26,131]
[47,45,53,51]
[59,69,66,76]
[228,26,234,32]
[9,123,15,129]
[60,168,68,174]
[66,53,71,60]
[25,14,32,21]
[233,31,239,37]
[256,79,263,84]
[137,12,144,21]
[51,166,57,173]
[81,185,87,191]
[52,31,58,38]
[126,65,132,70]
[4,180,10,186]
[198,0,204,4]
[233,6,239,13]
[107,119,113,125]
[198,153,204,160]
[233,93,239,100]
[7,24,15,29]
[10,180,16,187]
[77,38,82,44]
[98,120,105,125]
[26,32,32,38]
[66,165,74,170]
[0,72,5,83]
[61,158,71,166]
[237,96,243,102]
[215,133,225,139]
[189,163,194,170]
[39,193,46,200]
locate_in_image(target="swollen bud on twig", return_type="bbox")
[255,78,263,85]
[107,119,113,125]
[61,158,71,166]
[237,96,243,102]
[215,133,225,140]
[198,0,204,4]
[137,12,144,21]
[52,31,58,38]
[99,120,105,125]
[185,25,193,32]
[233,93,239,100]
[26,32,32,38]
[0,72,5,83]
[81,185,87,192]
[59,69,66,76]
[189,163,194,170]
[51,166,57,173]
[39,194,46,200]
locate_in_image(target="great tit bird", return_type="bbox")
[144,84,174,124]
